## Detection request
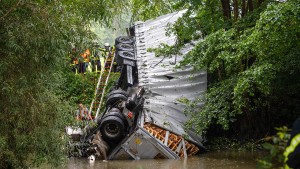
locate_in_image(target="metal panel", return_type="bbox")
[108,127,178,160]
[108,10,206,161]
[134,10,207,148]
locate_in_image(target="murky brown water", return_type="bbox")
[50,151,261,169]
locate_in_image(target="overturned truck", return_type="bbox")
[67,10,207,160]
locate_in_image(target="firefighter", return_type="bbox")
[85,49,92,73]
[284,116,300,169]
[100,43,111,58]
[100,42,116,71]
[73,57,79,74]
[80,49,90,74]
[109,45,117,72]
[69,48,79,74]
[91,42,101,73]
[76,103,93,121]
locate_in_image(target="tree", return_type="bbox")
[139,0,300,140]
[176,0,300,139]
[129,0,184,21]
[0,0,128,168]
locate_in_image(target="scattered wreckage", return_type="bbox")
[66,10,207,160]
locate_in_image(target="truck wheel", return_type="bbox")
[115,36,134,45]
[107,90,128,98]
[106,93,128,106]
[118,51,135,60]
[116,43,134,52]
[100,115,125,141]
[104,108,126,120]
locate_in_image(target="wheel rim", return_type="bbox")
[121,44,131,49]
[124,52,133,58]
[120,37,128,41]
[104,123,120,137]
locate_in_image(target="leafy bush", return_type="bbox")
[257,127,290,168]
[176,0,300,138]
[0,0,128,168]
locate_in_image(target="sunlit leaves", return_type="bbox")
[233,63,275,112]
[130,0,181,21]
[178,0,300,136]
[148,43,181,58]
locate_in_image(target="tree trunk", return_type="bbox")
[242,0,247,17]
[248,0,254,12]
[258,0,263,6]
[233,0,239,21]
[220,0,231,20]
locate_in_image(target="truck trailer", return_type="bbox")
[67,10,207,160]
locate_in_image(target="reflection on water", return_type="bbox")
[54,151,260,169]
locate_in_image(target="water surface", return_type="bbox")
[57,151,260,169]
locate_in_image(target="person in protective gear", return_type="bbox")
[91,42,101,73]
[100,42,115,69]
[104,42,110,51]
[284,116,300,169]
[68,48,79,74]
[101,42,114,57]
[79,49,90,74]
[112,46,117,72]
[76,103,93,121]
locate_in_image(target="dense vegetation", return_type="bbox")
[152,0,300,139]
[0,0,128,168]
[1,0,299,168]
[144,1,299,167]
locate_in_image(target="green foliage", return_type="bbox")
[148,43,181,58]
[144,0,300,141]
[91,21,128,46]
[180,78,237,134]
[176,0,225,37]
[257,127,290,169]
[207,137,262,151]
[172,0,300,138]
[61,72,97,106]
[61,70,120,117]
[130,0,184,21]
[0,0,128,168]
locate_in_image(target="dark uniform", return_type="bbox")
[100,43,116,72]
[69,48,79,74]
[91,48,101,72]
[284,117,300,169]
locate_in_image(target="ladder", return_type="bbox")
[89,54,115,119]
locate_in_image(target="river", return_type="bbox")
[49,151,261,169]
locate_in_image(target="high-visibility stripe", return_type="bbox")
[284,133,300,169]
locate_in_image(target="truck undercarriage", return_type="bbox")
[66,10,207,160]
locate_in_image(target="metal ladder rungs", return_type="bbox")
[89,54,116,119]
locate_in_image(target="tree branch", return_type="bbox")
[233,0,239,21]
[0,0,22,21]
[242,0,247,17]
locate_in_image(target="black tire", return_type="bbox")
[117,51,135,60]
[115,36,134,45]
[103,108,125,120]
[96,108,123,125]
[116,43,134,52]
[107,90,128,98]
[100,115,125,141]
[106,93,128,106]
